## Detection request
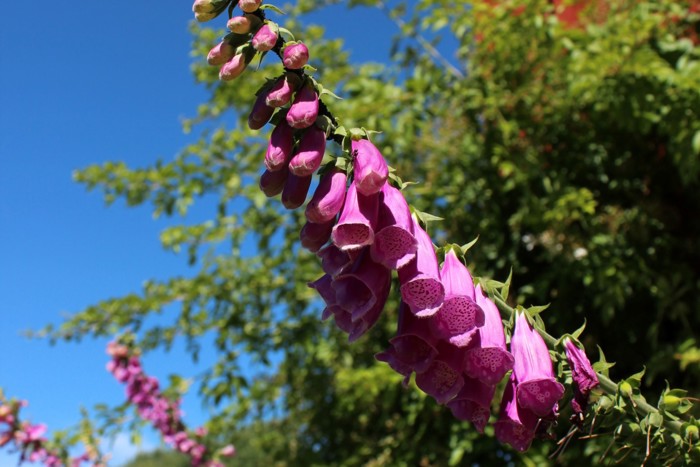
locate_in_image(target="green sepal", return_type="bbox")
[260,3,285,15]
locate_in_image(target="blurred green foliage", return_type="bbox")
[44,0,700,465]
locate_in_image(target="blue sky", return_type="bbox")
[0,1,403,465]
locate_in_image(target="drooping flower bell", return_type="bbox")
[286,82,319,129]
[283,42,309,69]
[494,375,538,452]
[288,125,326,176]
[331,249,391,322]
[331,181,378,251]
[414,341,466,404]
[564,337,599,415]
[376,302,439,378]
[306,168,347,224]
[447,376,496,433]
[351,139,388,196]
[431,249,485,347]
[511,311,565,417]
[369,183,417,269]
[317,243,352,278]
[464,284,514,385]
[398,219,445,317]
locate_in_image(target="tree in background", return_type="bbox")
[7,0,699,465]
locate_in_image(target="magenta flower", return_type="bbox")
[283,42,309,69]
[259,166,288,197]
[431,249,485,347]
[464,284,514,385]
[331,181,378,251]
[398,219,445,317]
[495,375,538,452]
[206,41,234,66]
[511,311,564,417]
[286,82,319,129]
[305,168,347,224]
[288,126,326,176]
[351,139,388,196]
[414,342,465,404]
[281,172,312,209]
[264,121,294,172]
[248,92,274,130]
[266,73,300,108]
[564,337,599,415]
[316,244,352,278]
[300,219,334,253]
[376,303,439,375]
[219,53,247,81]
[252,23,278,52]
[369,183,417,269]
[446,376,496,433]
[331,250,391,322]
[308,274,337,309]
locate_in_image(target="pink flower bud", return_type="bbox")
[266,73,301,108]
[248,92,275,130]
[281,172,313,209]
[207,41,235,66]
[564,337,599,415]
[238,0,261,13]
[192,0,231,21]
[351,139,388,196]
[265,122,294,172]
[286,83,319,129]
[259,166,288,197]
[227,15,259,34]
[220,444,236,457]
[219,54,247,81]
[288,126,327,176]
[306,168,347,224]
[300,219,334,252]
[252,23,278,52]
[283,42,309,69]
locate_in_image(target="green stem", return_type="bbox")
[492,295,683,434]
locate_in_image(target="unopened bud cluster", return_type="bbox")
[106,342,235,466]
[0,398,101,466]
[194,0,601,454]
